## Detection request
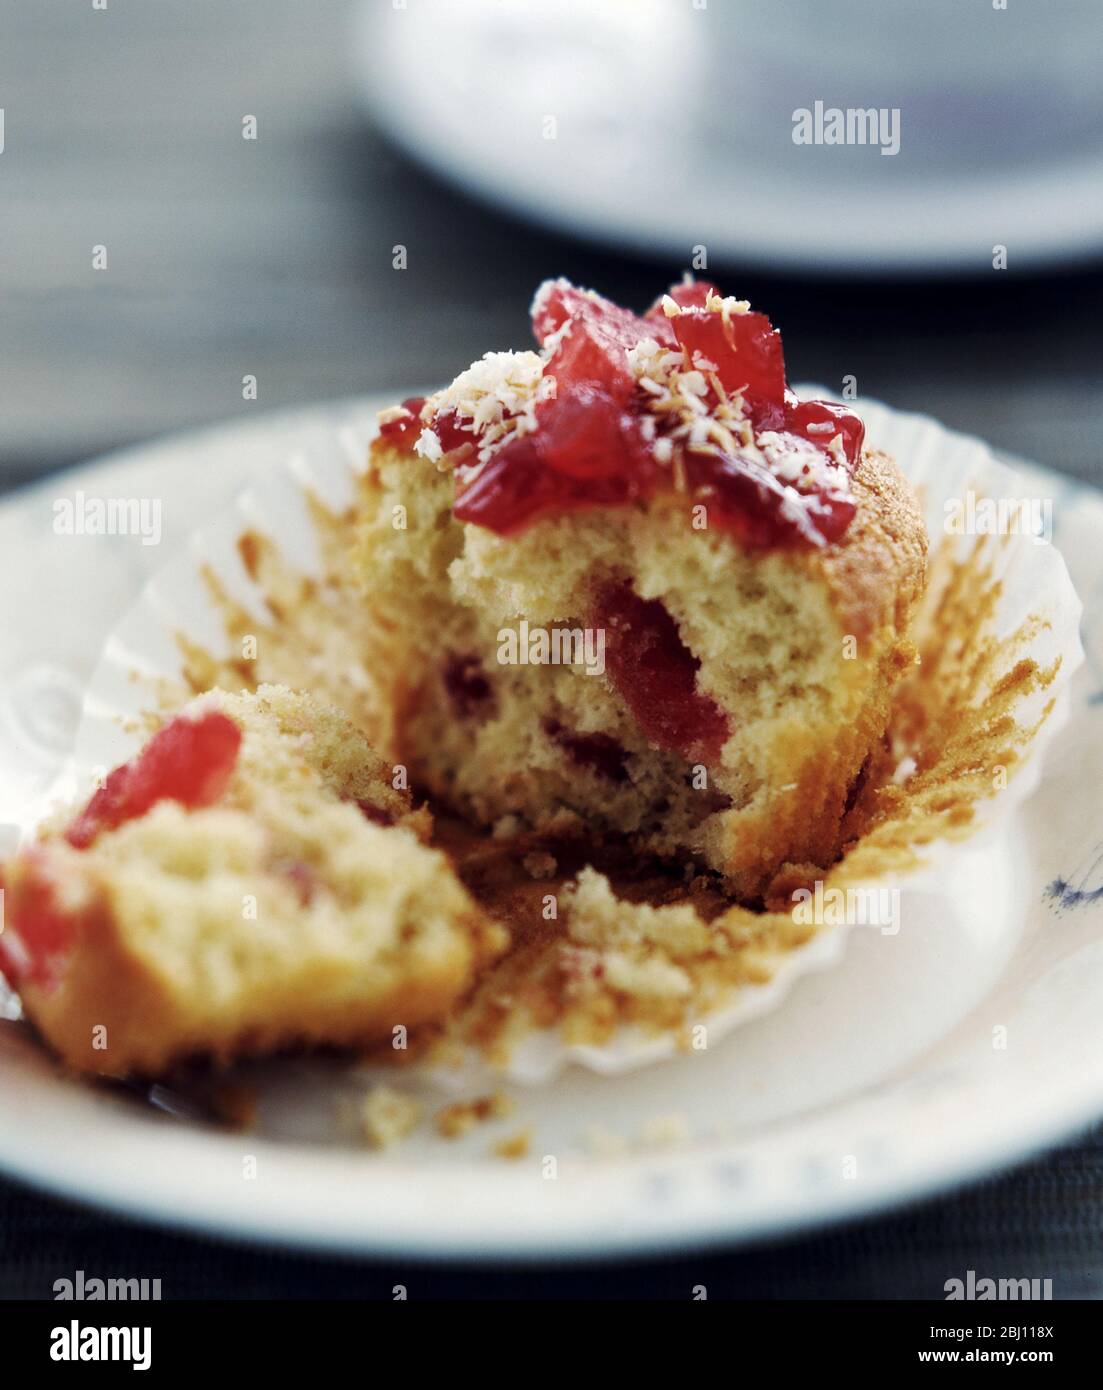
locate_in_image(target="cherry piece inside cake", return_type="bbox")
[358,280,928,898]
[0,685,505,1076]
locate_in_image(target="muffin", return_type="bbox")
[0,685,506,1076]
[354,279,928,897]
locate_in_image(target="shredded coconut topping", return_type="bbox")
[415,427,443,463]
[624,336,754,481]
[705,291,751,319]
[756,430,849,493]
[623,331,848,509]
[415,285,852,521]
[416,350,546,467]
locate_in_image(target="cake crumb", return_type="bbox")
[377,403,414,428]
[359,1085,421,1150]
[492,1127,532,1161]
[584,1125,628,1157]
[642,1113,691,1148]
[892,755,917,785]
[522,851,558,880]
[206,1081,258,1132]
[435,1092,515,1139]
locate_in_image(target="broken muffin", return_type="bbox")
[0,685,506,1076]
[355,279,928,897]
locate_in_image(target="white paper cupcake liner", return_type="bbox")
[57,391,1083,1086]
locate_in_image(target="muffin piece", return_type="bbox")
[356,280,928,897]
[0,685,506,1076]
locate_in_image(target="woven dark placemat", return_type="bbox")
[2,1124,1101,1300]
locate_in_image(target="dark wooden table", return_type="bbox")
[1,0,1101,1298]
[4,0,1102,493]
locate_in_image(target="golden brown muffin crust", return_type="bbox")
[818,447,929,643]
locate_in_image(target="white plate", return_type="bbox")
[352,0,1103,274]
[0,396,1100,1258]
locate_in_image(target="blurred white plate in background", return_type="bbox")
[353,0,1103,274]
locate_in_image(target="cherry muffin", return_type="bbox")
[357,280,928,898]
[0,685,506,1076]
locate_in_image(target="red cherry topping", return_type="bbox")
[436,281,863,547]
[670,306,785,412]
[0,854,92,991]
[377,396,426,452]
[65,710,242,850]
